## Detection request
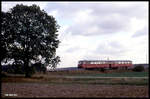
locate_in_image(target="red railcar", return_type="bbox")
[78,60,133,70]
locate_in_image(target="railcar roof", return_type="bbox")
[79,60,132,62]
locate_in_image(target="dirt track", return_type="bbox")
[2,83,148,98]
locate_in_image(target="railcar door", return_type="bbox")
[109,64,112,69]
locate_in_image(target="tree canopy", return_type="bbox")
[1,4,60,77]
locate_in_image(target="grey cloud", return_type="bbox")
[94,41,128,56]
[66,14,130,36]
[132,27,148,38]
[45,2,148,21]
[81,41,128,60]
[54,2,147,36]
[92,3,148,18]
[45,2,147,16]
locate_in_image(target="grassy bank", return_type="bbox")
[2,70,149,85]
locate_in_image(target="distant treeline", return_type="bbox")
[133,64,149,69]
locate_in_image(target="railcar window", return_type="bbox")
[100,62,102,64]
[87,62,90,64]
[115,62,118,64]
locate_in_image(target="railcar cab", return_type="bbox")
[78,61,83,68]
[78,60,90,68]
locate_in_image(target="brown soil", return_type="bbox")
[1,83,148,98]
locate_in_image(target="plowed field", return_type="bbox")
[2,83,148,98]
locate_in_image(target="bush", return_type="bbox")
[132,65,145,72]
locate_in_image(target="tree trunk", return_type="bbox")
[24,31,31,78]
[24,58,31,78]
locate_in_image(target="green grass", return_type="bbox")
[66,71,148,77]
[44,77,149,86]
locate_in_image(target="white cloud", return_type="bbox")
[48,10,59,18]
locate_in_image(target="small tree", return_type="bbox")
[132,65,145,72]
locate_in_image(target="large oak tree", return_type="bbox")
[1,4,60,77]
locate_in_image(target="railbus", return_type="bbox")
[78,60,133,70]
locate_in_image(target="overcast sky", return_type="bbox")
[2,1,149,68]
